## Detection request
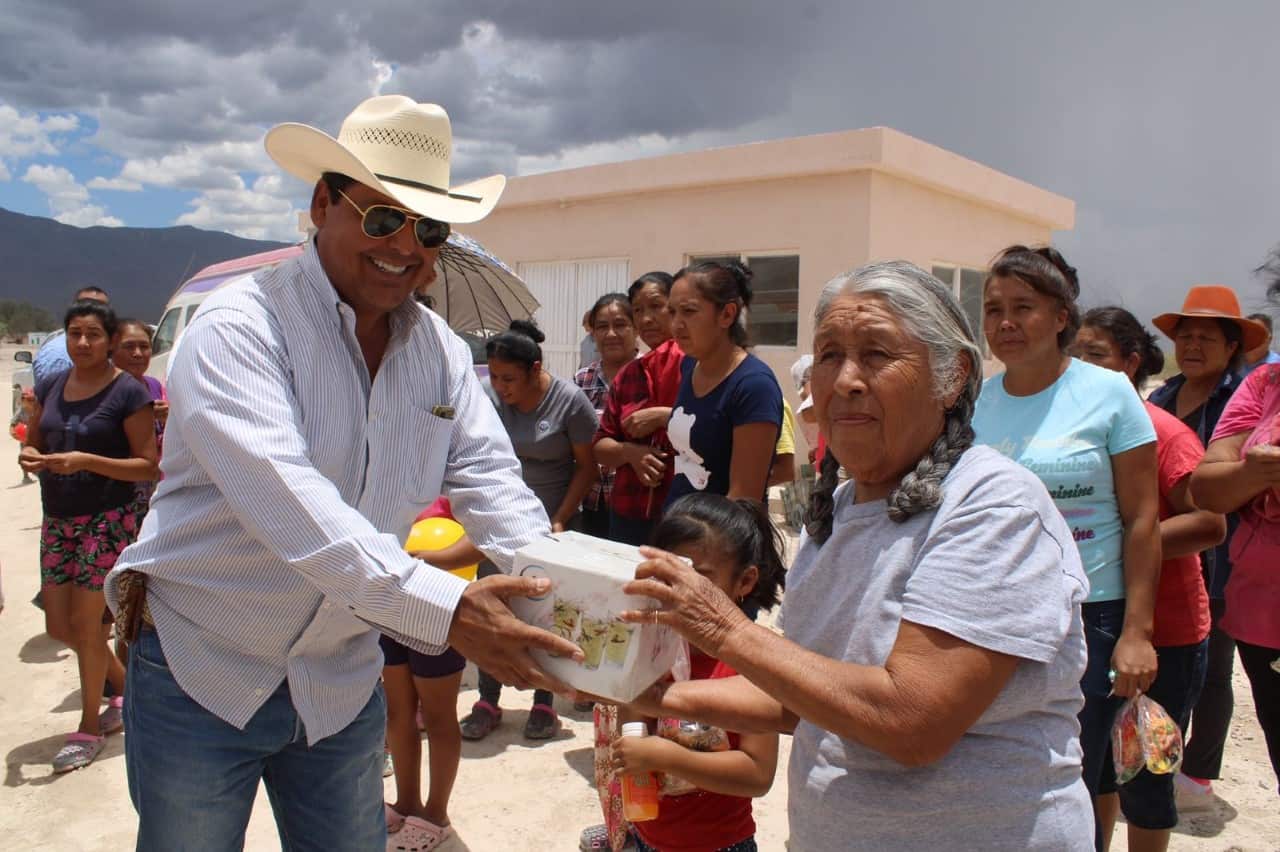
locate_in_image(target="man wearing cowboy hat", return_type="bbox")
[106,96,580,851]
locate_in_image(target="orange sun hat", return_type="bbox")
[1151,285,1269,351]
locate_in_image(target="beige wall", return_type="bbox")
[465,172,875,456]
[866,171,1053,271]
[464,153,1067,458]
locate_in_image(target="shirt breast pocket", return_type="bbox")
[406,408,454,502]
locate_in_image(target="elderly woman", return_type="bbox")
[612,262,1093,851]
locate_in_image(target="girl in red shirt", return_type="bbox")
[611,493,784,852]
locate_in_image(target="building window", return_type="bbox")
[931,264,988,356]
[687,253,800,347]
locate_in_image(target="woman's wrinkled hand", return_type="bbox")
[153,400,170,425]
[612,731,677,776]
[621,546,749,657]
[622,407,668,439]
[1111,632,1158,698]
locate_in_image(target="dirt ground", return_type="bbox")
[0,344,1275,851]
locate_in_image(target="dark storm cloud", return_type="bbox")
[0,0,1275,312]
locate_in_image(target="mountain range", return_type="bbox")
[0,207,290,324]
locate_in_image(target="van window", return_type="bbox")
[185,304,200,325]
[152,308,183,356]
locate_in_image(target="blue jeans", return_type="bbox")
[124,628,386,851]
[1078,599,1127,850]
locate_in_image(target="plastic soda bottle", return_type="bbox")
[619,722,660,822]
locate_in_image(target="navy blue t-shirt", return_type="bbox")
[664,354,783,507]
[35,370,153,517]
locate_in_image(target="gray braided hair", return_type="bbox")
[805,261,983,544]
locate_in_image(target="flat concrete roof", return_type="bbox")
[498,127,1074,230]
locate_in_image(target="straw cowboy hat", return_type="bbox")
[265,95,504,224]
[1152,285,1269,351]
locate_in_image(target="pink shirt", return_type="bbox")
[1211,364,1280,648]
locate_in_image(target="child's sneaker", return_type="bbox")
[98,696,125,735]
[52,733,105,773]
[1174,772,1215,811]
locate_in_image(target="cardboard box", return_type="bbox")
[510,531,682,703]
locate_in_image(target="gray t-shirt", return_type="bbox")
[495,375,598,518]
[781,445,1093,852]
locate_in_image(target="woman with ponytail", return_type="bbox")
[459,319,599,741]
[664,261,782,508]
[972,247,1161,850]
[1072,307,1223,851]
[602,262,1093,851]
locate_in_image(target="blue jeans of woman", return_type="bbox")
[1079,599,1127,851]
[124,628,386,851]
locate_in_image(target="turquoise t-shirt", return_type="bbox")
[972,359,1156,602]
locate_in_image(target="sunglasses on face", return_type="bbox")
[336,189,451,249]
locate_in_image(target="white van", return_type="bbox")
[148,244,304,382]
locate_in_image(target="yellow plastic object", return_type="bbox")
[405,517,478,581]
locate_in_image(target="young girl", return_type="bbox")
[610,493,783,852]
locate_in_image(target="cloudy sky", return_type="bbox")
[1,1,1277,325]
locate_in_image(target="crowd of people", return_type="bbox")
[6,94,1279,852]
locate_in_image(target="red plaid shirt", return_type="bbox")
[574,360,615,511]
[593,340,684,520]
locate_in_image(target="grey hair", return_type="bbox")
[790,354,813,392]
[804,261,983,543]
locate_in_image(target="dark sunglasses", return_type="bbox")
[336,189,451,248]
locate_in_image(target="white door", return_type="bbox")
[516,259,631,379]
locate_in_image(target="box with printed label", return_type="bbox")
[510,531,681,703]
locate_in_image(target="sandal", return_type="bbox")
[387,816,452,852]
[459,701,501,741]
[579,823,636,851]
[523,703,559,740]
[98,696,125,736]
[578,823,609,851]
[52,732,105,773]
[385,803,406,834]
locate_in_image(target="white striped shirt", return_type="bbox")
[105,240,548,744]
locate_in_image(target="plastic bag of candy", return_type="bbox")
[1111,694,1183,784]
[655,717,731,796]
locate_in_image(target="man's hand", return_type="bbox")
[447,574,585,693]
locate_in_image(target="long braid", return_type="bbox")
[886,391,976,522]
[804,448,842,544]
